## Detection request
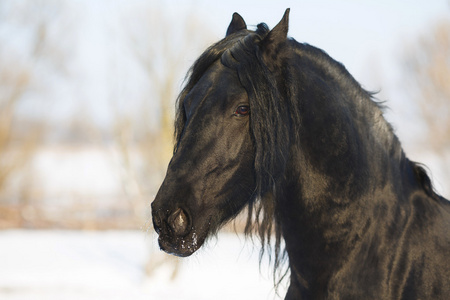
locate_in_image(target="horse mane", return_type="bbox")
[222,23,291,281]
[174,23,289,282]
[411,161,443,201]
[288,41,443,203]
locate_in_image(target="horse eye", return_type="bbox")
[234,105,250,116]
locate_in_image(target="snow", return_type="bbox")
[0,230,287,300]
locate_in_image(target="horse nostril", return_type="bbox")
[168,208,189,236]
[152,209,162,234]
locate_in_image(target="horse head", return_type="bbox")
[151,10,291,257]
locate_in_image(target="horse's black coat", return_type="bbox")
[151,9,450,299]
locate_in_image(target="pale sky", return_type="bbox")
[4,0,448,132]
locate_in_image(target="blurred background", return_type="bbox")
[0,0,449,299]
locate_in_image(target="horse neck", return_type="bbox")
[278,43,418,283]
[287,42,404,191]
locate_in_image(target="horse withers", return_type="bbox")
[151,9,450,299]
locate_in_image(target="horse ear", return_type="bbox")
[260,9,290,67]
[226,12,247,37]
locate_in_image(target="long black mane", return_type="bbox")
[174,23,289,272]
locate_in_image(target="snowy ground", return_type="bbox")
[0,230,287,300]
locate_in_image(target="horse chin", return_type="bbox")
[158,229,205,258]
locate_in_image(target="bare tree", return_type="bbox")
[0,62,32,193]
[128,7,215,142]
[0,1,71,227]
[401,19,450,198]
[112,6,216,214]
[402,20,450,154]
[111,6,216,279]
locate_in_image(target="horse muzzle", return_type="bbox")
[151,204,202,257]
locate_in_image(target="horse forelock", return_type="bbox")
[173,32,246,153]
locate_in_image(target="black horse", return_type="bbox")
[151,9,450,299]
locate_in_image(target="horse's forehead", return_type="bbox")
[185,61,244,109]
[198,60,240,91]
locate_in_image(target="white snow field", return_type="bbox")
[0,230,287,300]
